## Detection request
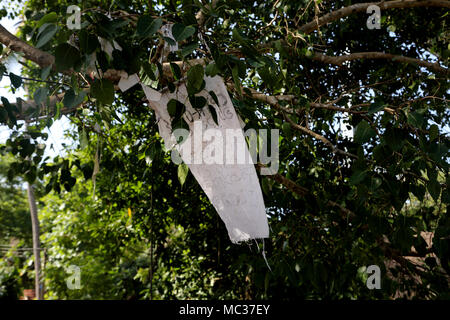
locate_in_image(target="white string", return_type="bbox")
[253,239,260,252]
[261,238,272,272]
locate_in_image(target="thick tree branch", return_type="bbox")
[266,170,309,197]
[243,86,393,114]
[311,52,449,74]
[298,0,450,35]
[4,60,206,121]
[239,86,358,158]
[0,24,55,68]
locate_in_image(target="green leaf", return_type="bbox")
[209,91,219,105]
[1,97,10,109]
[429,124,439,141]
[54,43,81,72]
[411,184,425,201]
[63,176,77,192]
[367,98,385,115]
[79,31,99,54]
[169,99,188,133]
[181,42,198,58]
[172,23,196,42]
[0,105,7,123]
[205,63,219,77]
[139,61,157,86]
[90,79,114,105]
[232,28,246,44]
[282,122,292,136]
[172,116,189,133]
[54,101,63,120]
[80,128,88,150]
[349,170,367,185]
[258,66,277,88]
[167,99,186,119]
[33,87,48,105]
[187,64,204,95]
[36,12,57,28]
[384,127,403,151]
[63,89,86,108]
[177,163,189,187]
[261,178,272,196]
[427,167,437,182]
[167,82,175,93]
[96,51,109,71]
[407,111,424,128]
[9,73,22,88]
[189,95,207,109]
[19,139,35,158]
[137,16,162,38]
[427,179,441,202]
[170,62,181,80]
[354,121,376,143]
[0,96,16,125]
[41,66,51,80]
[162,36,176,46]
[25,167,37,184]
[74,91,87,106]
[167,100,177,117]
[36,23,57,48]
[208,105,219,125]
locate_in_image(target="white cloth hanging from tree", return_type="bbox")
[119,73,269,243]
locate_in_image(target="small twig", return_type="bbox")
[2,73,63,85]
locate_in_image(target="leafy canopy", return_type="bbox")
[0,0,448,299]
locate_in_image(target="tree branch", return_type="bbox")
[311,52,449,74]
[283,114,358,159]
[239,86,358,159]
[0,21,207,78]
[298,0,450,35]
[0,24,54,68]
[242,86,393,114]
[3,60,206,121]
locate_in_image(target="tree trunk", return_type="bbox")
[26,183,43,300]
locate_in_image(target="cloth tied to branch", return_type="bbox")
[118,73,269,243]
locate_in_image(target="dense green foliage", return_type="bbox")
[0,0,449,299]
[0,154,34,299]
[0,155,32,242]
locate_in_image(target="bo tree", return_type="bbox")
[0,0,449,299]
